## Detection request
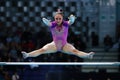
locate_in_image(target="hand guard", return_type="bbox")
[42,18,51,26]
[68,14,76,25]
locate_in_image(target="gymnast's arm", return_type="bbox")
[68,14,76,25]
[42,18,52,27]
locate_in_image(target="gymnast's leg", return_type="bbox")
[22,41,57,59]
[62,43,94,59]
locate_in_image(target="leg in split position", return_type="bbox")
[22,42,57,59]
[62,43,94,59]
[22,42,94,59]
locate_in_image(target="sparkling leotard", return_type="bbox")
[50,21,69,50]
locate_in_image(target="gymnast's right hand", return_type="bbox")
[21,51,29,59]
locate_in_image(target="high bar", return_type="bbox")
[0,62,120,66]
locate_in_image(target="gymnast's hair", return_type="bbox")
[53,9,63,17]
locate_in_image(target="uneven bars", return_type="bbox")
[0,62,120,66]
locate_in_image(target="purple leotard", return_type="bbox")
[50,21,69,50]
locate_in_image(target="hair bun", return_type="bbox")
[53,8,63,16]
[57,9,63,13]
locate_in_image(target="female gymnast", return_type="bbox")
[22,9,94,59]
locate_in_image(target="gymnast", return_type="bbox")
[22,9,95,59]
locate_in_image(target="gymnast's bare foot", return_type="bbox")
[87,52,95,59]
[21,51,29,59]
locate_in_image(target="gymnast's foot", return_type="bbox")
[21,51,29,59]
[87,52,95,59]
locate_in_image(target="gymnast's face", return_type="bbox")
[54,14,63,26]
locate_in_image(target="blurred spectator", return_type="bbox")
[4,71,11,80]
[27,40,35,52]
[0,57,2,62]
[6,35,13,49]
[12,71,20,80]
[21,29,32,42]
[9,47,18,60]
[13,34,21,46]
[21,40,28,51]
[73,57,82,72]
[103,35,113,52]
[118,38,120,53]
[98,69,107,80]
[0,67,4,80]
[0,40,6,56]
[118,38,120,64]
[91,31,99,47]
